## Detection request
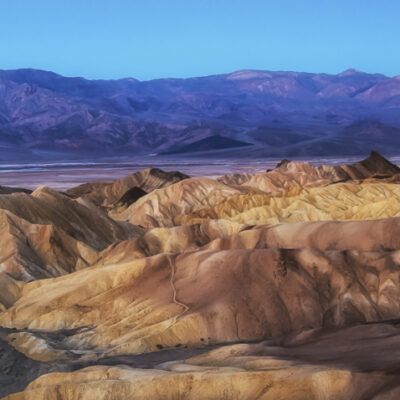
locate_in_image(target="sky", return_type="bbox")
[0,0,399,80]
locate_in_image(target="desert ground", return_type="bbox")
[3,152,400,399]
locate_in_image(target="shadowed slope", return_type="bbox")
[0,187,31,195]
[66,167,189,209]
[8,322,400,400]
[113,177,253,227]
[0,187,142,309]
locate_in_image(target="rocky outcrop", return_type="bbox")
[3,153,400,399]
[0,186,142,309]
[66,167,189,209]
[113,177,253,227]
[218,151,400,191]
[113,179,400,228]
[109,153,400,228]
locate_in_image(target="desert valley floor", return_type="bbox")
[3,152,400,399]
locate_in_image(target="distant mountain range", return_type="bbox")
[1,68,400,160]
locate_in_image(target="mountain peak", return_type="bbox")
[338,68,363,77]
[358,150,400,174]
[226,70,273,80]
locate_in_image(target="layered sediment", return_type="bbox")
[3,152,400,399]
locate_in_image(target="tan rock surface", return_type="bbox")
[2,153,400,399]
[7,322,400,400]
[111,159,400,229]
[3,239,400,361]
[95,217,400,268]
[219,150,400,191]
[0,187,142,309]
[0,186,135,249]
[95,219,246,266]
[178,182,400,226]
[66,167,189,208]
[114,177,254,227]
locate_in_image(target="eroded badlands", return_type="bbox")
[3,152,400,399]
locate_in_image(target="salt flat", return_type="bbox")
[2,155,398,191]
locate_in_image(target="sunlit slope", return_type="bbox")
[3,217,400,362]
[112,153,400,228]
[116,180,400,228]
[177,182,400,226]
[95,217,400,268]
[114,177,253,227]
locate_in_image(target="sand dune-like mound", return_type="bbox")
[109,155,400,228]
[7,322,400,400]
[178,182,400,226]
[219,151,400,192]
[204,217,400,253]
[96,219,246,266]
[3,240,400,362]
[95,217,400,268]
[0,186,134,248]
[66,167,189,208]
[114,177,253,227]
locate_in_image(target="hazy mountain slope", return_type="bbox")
[2,68,400,158]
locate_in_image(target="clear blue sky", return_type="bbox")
[1,0,399,80]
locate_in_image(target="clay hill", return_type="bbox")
[3,68,400,160]
[65,167,189,209]
[111,151,400,227]
[4,152,400,399]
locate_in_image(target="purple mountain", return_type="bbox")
[1,68,400,159]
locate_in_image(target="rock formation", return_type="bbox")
[3,153,400,399]
[113,153,400,228]
[6,323,400,399]
[66,167,189,209]
[0,186,141,310]
[219,150,400,190]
